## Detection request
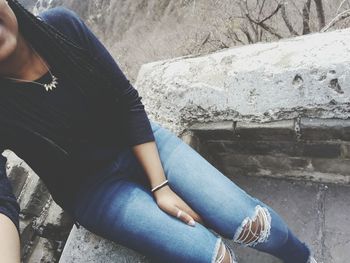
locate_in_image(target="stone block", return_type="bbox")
[234,119,297,141]
[188,121,235,141]
[20,217,38,261]
[311,158,350,175]
[301,142,341,158]
[217,153,311,173]
[36,200,73,240]
[209,140,342,159]
[19,217,35,243]
[217,153,350,184]
[340,143,350,159]
[26,237,59,263]
[59,226,149,263]
[2,150,30,198]
[324,184,350,262]
[18,173,51,219]
[300,117,350,141]
[7,164,29,199]
[207,140,299,156]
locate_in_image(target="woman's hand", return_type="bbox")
[153,184,205,227]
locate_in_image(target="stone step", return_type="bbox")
[189,118,350,185]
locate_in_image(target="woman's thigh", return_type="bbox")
[73,173,222,263]
[109,120,286,240]
[145,121,271,238]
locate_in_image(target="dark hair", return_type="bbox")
[0,1,122,156]
[4,0,120,108]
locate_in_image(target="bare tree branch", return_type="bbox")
[244,0,259,39]
[207,39,230,49]
[258,0,267,20]
[313,0,326,30]
[245,13,283,39]
[281,1,299,36]
[241,24,255,43]
[289,0,305,18]
[321,8,350,32]
[244,2,283,39]
[336,0,348,15]
[260,2,282,23]
[232,32,245,45]
[239,0,258,42]
[302,0,312,34]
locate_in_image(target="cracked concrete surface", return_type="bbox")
[135,28,350,136]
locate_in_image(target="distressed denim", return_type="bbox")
[71,120,312,263]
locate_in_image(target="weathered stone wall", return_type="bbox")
[135,28,350,136]
[3,151,73,263]
[190,117,350,185]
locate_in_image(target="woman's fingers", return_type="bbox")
[174,206,196,226]
[154,186,206,227]
[186,208,204,225]
[191,213,204,225]
[176,198,205,225]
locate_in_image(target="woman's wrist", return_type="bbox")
[153,184,171,200]
[151,179,169,193]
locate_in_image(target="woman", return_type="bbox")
[0,1,318,262]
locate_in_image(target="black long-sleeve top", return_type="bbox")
[0,6,155,235]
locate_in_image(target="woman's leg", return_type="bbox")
[72,152,235,262]
[134,120,311,263]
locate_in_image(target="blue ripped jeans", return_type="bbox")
[71,120,312,263]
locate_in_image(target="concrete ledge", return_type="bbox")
[300,117,350,141]
[59,226,149,263]
[136,28,350,136]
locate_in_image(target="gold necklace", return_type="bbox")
[4,43,59,92]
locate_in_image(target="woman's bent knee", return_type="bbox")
[214,240,237,263]
[233,205,272,247]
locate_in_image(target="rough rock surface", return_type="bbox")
[135,28,350,136]
[59,226,149,263]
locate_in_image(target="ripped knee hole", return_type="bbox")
[215,240,236,263]
[233,205,271,247]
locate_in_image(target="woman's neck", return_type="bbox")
[0,33,48,81]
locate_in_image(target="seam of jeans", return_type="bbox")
[150,120,161,133]
[160,138,183,172]
[211,236,223,263]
